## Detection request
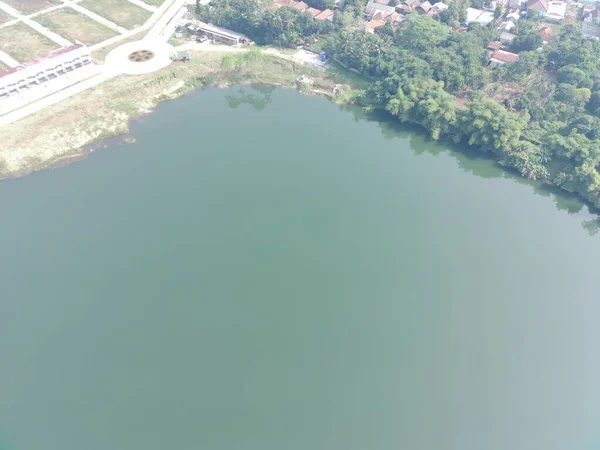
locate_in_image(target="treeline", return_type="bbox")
[194,0,333,47]
[324,18,600,208]
[195,0,600,208]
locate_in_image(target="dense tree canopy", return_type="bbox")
[194,0,600,209]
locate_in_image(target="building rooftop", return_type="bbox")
[487,40,503,50]
[293,1,308,10]
[0,44,85,81]
[199,22,247,40]
[539,25,555,40]
[305,7,322,16]
[491,49,520,62]
[527,0,548,12]
[315,8,334,19]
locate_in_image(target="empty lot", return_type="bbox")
[35,7,120,46]
[0,9,15,24]
[139,0,167,6]
[0,22,58,63]
[1,0,61,14]
[78,0,153,29]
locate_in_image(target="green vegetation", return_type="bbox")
[34,7,119,47]
[195,0,334,46]
[1,0,60,14]
[0,21,58,63]
[195,0,600,209]
[79,0,152,29]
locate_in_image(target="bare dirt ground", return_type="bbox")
[0,9,14,23]
[1,0,60,14]
[34,7,120,46]
[0,21,58,63]
[78,0,153,29]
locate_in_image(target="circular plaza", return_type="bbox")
[105,39,174,76]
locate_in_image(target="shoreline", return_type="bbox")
[0,49,360,181]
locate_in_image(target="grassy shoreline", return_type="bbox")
[0,49,363,180]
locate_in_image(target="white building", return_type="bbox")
[545,0,566,21]
[466,7,495,24]
[0,44,92,101]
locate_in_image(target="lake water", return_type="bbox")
[1,86,599,450]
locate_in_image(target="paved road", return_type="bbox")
[0,0,185,128]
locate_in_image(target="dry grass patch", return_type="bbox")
[78,0,153,29]
[34,7,119,46]
[0,22,58,63]
[140,0,166,6]
[0,9,15,24]
[0,61,9,71]
[1,0,60,14]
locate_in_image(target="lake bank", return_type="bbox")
[2,86,599,450]
[0,48,362,180]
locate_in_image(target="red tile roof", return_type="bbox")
[305,7,322,16]
[315,8,334,19]
[491,49,520,62]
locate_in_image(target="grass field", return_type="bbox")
[34,7,120,46]
[1,0,60,14]
[0,9,15,24]
[79,0,153,29]
[0,22,58,63]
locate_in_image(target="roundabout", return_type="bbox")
[105,39,174,75]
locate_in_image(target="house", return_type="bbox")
[506,10,520,21]
[293,1,309,10]
[431,2,449,12]
[527,0,548,16]
[417,1,432,13]
[538,25,555,41]
[388,11,407,23]
[0,44,93,101]
[305,7,322,16]
[365,0,397,17]
[466,7,495,24]
[545,1,566,22]
[365,18,387,32]
[198,22,249,44]
[498,20,516,31]
[315,8,334,20]
[487,40,503,52]
[500,31,517,42]
[489,49,520,67]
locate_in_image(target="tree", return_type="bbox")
[399,15,451,51]
[457,97,529,153]
[510,20,543,52]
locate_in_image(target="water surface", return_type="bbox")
[1,86,599,450]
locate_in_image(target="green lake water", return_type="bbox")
[1,86,599,450]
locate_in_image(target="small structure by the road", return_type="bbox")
[197,22,249,45]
